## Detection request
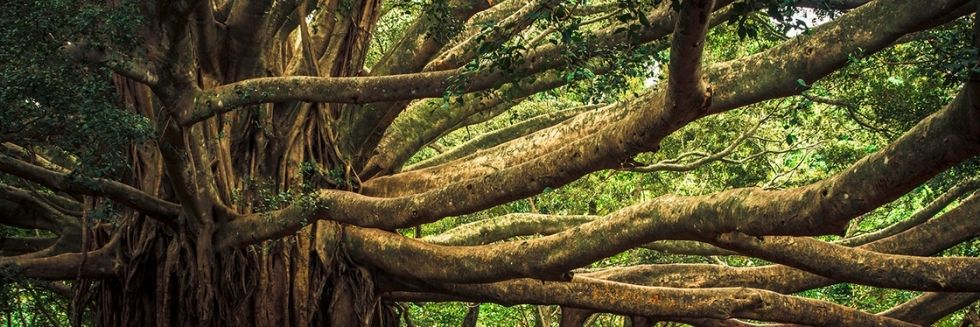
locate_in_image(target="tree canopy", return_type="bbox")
[1,0,979,326]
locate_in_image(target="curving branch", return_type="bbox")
[881,292,980,326]
[405,105,603,172]
[410,277,915,326]
[0,246,117,281]
[838,176,980,246]
[0,184,79,233]
[584,192,980,294]
[344,122,977,282]
[421,213,595,246]
[0,154,181,221]
[0,237,58,256]
[711,231,980,291]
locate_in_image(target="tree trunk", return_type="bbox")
[83,1,390,325]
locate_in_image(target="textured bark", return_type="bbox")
[2,0,978,325]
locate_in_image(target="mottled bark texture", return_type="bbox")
[1,0,979,326]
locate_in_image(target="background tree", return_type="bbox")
[1,0,979,326]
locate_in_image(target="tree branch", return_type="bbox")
[421,213,595,246]
[711,231,980,291]
[0,247,116,281]
[360,68,580,178]
[62,41,159,86]
[881,292,980,326]
[665,0,714,117]
[0,237,58,256]
[584,193,980,293]
[404,105,602,172]
[421,213,737,256]
[0,184,80,233]
[0,154,181,221]
[424,0,562,71]
[186,68,495,125]
[414,277,915,326]
[838,176,980,246]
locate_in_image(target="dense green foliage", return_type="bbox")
[0,0,151,177]
[1,0,978,325]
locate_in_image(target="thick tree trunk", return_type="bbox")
[81,1,390,325]
[86,222,397,326]
[4,0,978,326]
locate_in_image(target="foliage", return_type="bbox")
[2,0,979,325]
[0,0,152,177]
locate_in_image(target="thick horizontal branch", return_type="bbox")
[404,105,600,172]
[0,247,116,280]
[1,143,71,174]
[416,277,914,326]
[0,199,62,232]
[187,69,460,124]
[422,213,595,246]
[585,193,980,293]
[711,231,980,291]
[0,154,181,221]
[422,213,736,256]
